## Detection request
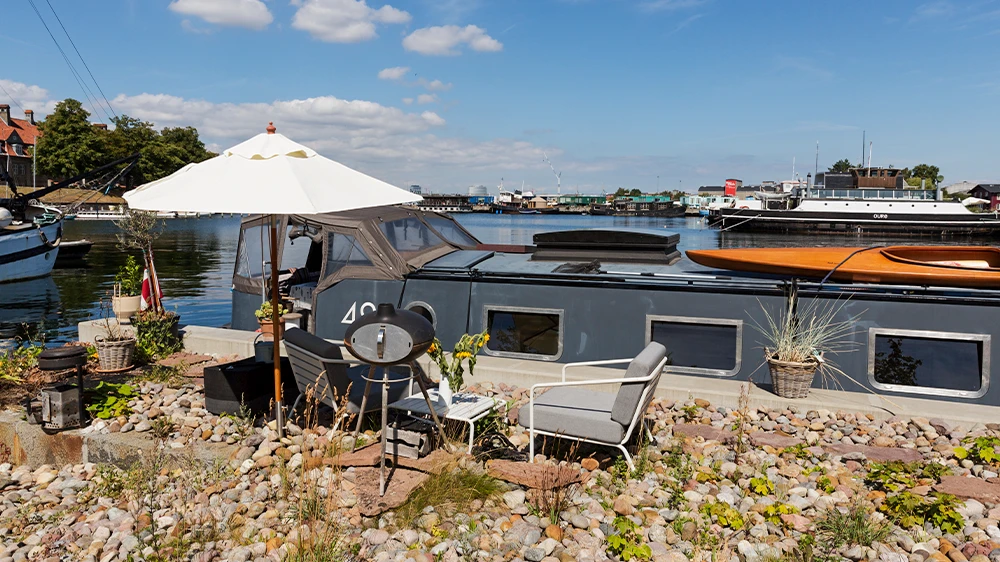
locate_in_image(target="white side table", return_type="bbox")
[388,390,498,453]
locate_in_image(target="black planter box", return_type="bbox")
[204,357,299,417]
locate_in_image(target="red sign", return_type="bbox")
[724,179,737,197]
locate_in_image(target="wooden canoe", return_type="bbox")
[685,246,1000,288]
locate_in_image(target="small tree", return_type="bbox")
[828,159,855,173]
[115,210,165,312]
[910,164,943,186]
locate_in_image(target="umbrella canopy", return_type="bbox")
[123,123,422,439]
[124,125,421,213]
[963,197,991,206]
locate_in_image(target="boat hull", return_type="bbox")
[0,222,62,283]
[710,208,1000,236]
[686,246,1000,288]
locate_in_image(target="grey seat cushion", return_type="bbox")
[284,327,343,360]
[611,342,666,427]
[518,387,625,444]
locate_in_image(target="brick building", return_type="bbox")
[0,104,43,188]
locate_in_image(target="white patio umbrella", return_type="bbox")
[125,123,421,436]
[962,197,990,207]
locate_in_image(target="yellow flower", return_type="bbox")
[482,334,490,343]
[427,343,437,354]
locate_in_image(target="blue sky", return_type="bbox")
[1,0,998,194]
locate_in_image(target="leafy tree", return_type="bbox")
[628,188,642,197]
[910,164,943,186]
[160,126,215,163]
[36,99,104,179]
[827,159,855,173]
[614,187,628,197]
[105,115,211,184]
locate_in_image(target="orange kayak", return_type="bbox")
[685,246,1000,288]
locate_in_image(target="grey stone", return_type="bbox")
[525,548,546,562]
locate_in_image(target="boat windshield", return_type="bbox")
[422,214,478,247]
[378,216,445,258]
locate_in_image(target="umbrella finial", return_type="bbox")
[266,122,277,134]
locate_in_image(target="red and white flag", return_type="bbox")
[140,268,162,310]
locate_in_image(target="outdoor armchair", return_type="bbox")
[518,341,668,470]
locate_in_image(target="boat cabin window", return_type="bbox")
[235,223,272,278]
[422,214,477,247]
[378,217,444,258]
[325,233,373,276]
[483,306,563,360]
[646,316,742,377]
[868,328,990,399]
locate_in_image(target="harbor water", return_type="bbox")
[1,213,993,345]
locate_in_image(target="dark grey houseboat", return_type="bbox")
[232,206,1000,407]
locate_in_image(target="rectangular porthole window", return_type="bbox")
[483,306,563,360]
[645,316,742,377]
[867,328,990,399]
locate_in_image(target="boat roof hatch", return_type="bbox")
[531,228,682,265]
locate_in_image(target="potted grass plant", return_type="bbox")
[112,255,143,322]
[755,284,859,399]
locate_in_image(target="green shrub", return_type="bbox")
[879,492,965,534]
[750,477,775,495]
[700,501,744,529]
[85,381,135,419]
[763,503,799,526]
[955,436,1000,466]
[606,515,651,561]
[115,255,143,297]
[0,341,43,383]
[132,310,182,363]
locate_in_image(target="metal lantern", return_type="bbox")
[344,303,435,365]
[344,302,444,496]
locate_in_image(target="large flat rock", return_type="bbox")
[672,424,734,443]
[354,467,430,517]
[824,443,922,462]
[934,475,1000,504]
[487,459,588,490]
[750,432,803,449]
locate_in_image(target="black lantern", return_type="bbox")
[344,303,435,366]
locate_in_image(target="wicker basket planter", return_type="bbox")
[767,354,819,399]
[95,337,136,372]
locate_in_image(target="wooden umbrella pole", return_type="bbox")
[270,215,285,439]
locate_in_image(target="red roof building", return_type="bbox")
[0,104,44,188]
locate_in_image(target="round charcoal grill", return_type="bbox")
[344,303,446,496]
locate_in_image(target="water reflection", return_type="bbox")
[0,276,61,342]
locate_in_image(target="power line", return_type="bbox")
[43,0,117,119]
[25,0,112,124]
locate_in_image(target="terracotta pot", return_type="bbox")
[258,318,285,341]
[112,295,142,322]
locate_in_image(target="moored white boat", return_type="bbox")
[0,218,61,283]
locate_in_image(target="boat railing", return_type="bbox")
[809,189,937,201]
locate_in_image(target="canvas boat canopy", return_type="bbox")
[232,206,479,294]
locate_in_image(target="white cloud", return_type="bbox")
[0,79,54,115]
[402,97,414,105]
[292,0,410,43]
[402,25,502,56]
[639,0,707,12]
[378,66,410,80]
[416,93,437,105]
[422,79,452,92]
[168,0,273,30]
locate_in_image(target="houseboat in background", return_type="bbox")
[708,168,1000,235]
[230,205,1000,409]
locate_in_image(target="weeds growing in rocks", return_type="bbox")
[130,363,186,387]
[816,500,892,550]
[395,465,503,526]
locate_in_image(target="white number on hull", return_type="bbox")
[873,214,888,219]
[342,301,377,324]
